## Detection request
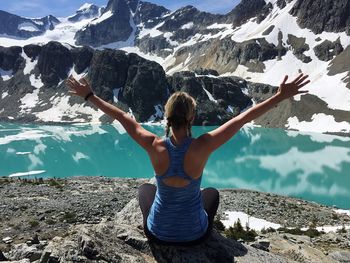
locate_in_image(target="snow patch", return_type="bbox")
[36,95,103,123]
[78,3,94,11]
[163,32,178,46]
[203,86,217,103]
[148,104,163,122]
[287,114,350,133]
[138,22,164,39]
[113,88,121,103]
[68,66,88,80]
[221,211,281,231]
[334,209,350,216]
[207,23,232,30]
[1,91,9,99]
[90,10,113,25]
[181,22,194,30]
[18,22,40,32]
[0,69,13,81]
[20,75,44,113]
[22,51,37,75]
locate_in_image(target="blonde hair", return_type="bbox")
[164,92,197,137]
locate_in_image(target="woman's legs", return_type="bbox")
[201,187,220,230]
[138,183,157,227]
[138,184,219,246]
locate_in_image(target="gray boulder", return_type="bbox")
[328,251,350,263]
[314,39,344,62]
[287,34,312,63]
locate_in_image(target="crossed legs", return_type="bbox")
[138,183,219,245]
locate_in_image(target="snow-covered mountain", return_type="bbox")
[0,10,60,38]
[0,0,349,134]
[68,3,104,23]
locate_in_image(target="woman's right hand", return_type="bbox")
[66,76,93,99]
[276,74,311,100]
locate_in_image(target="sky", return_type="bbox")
[0,0,241,18]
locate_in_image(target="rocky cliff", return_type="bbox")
[0,42,253,124]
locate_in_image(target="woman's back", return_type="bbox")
[146,137,208,242]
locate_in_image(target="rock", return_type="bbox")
[251,240,270,252]
[23,45,42,60]
[5,243,41,261]
[193,68,219,76]
[29,251,42,262]
[328,251,350,262]
[39,252,51,263]
[0,251,7,261]
[81,239,99,260]
[31,235,40,245]
[75,0,133,46]
[328,45,350,76]
[290,0,350,35]
[133,1,169,27]
[71,46,94,74]
[37,41,73,86]
[262,25,275,36]
[2,236,13,244]
[123,53,169,122]
[314,39,344,62]
[226,0,268,26]
[276,0,286,9]
[0,46,23,72]
[287,34,312,63]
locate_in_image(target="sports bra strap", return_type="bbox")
[158,137,195,181]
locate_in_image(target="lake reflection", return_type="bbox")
[1,122,350,209]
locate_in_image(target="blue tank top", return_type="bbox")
[147,137,208,242]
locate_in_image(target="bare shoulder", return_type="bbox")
[191,133,212,154]
[152,136,167,152]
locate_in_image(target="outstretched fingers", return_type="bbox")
[281,75,288,85]
[80,77,90,86]
[295,75,309,86]
[66,79,77,90]
[291,73,304,84]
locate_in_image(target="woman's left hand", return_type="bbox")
[277,74,311,100]
[66,76,93,99]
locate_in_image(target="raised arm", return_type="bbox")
[66,76,158,152]
[199,74,311,153]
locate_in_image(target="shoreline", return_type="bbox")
[1,176,350,262]
[1,120,350,138]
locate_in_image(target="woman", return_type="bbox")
[67,73,310,246]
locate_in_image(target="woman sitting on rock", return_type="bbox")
[66,74,310,246]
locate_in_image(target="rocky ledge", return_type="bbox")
[0,177,349,263]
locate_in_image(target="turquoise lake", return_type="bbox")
[1,122,350,209]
